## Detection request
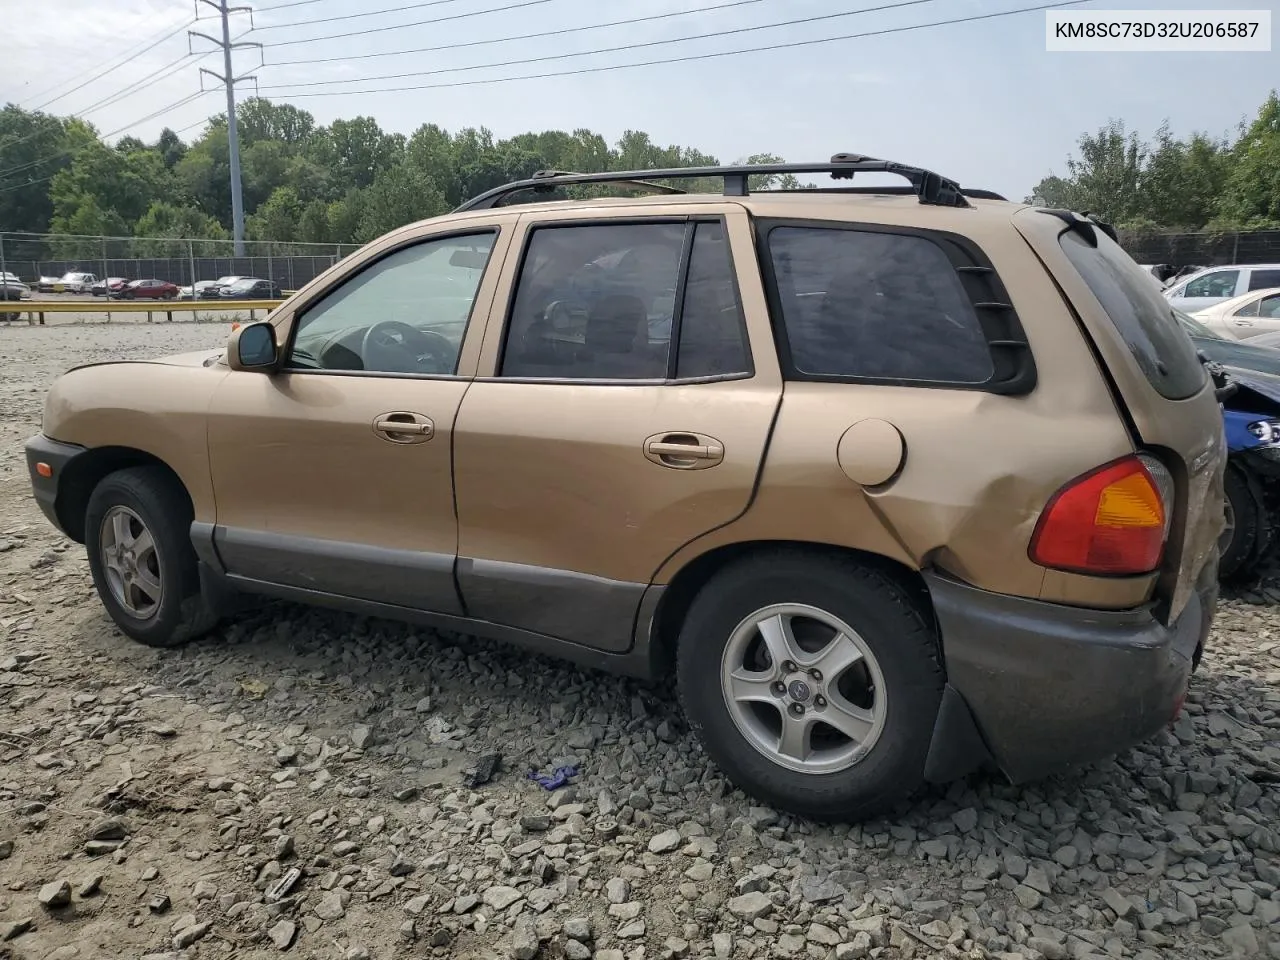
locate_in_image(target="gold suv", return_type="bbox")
[26,156,1226,820]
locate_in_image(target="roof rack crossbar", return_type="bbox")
[454,154,973,212]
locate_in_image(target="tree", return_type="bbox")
[0,108,94,236]
[1138,127,1231,229]
[1027,120,1147,223]
[353,166,448,244]
[48,197,129,256]
[318,116,405,190]
[236,98,315,146]
[1216,91,1280,229]
[133,202,227,255]
[155,128,188,170]
[246,186,303,247]
[49,138,171,232]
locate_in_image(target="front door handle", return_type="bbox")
[373,411,434,443]
[643,433,724,469]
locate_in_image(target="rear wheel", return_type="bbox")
[85,467,218,647]
[1220,461,1268,580]
[676,551,943,821]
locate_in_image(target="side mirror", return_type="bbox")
[227,321,278,371]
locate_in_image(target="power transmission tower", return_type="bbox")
[190,0,260,257]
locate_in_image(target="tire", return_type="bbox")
[676,550,944,822]
[84,466,218,648]
[1219,461,1268,580]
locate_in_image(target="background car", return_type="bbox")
[1,272,30,320]
[56,271,97,294]
[1189,287,1280,339]
[114,279,180,300]
[218,277,282,299]
[201,275,245,298]
[91,277,129,297]
[1176,311,1280,376]
[34,275,62,293]
[1165,263,1280,312]
[178,280,221,300]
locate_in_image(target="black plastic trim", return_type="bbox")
[213,526,464,616]
[208,567,662,680]
[456,557,647,654]
[753,217,1038,395]
[455,156,971,212]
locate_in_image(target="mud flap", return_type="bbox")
[923,683,996,784]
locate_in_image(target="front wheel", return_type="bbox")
[676,551,943,821]
[85,467,218,647]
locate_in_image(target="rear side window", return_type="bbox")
[1059,230,1205,400]
[1249,269,1280,292]
[765,226,995,384]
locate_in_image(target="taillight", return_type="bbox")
[1029,454,1171,576]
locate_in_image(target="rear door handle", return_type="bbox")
[373,412,434,443]
[643,433,724,469]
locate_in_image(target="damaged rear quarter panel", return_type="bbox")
[656,215,1153,608]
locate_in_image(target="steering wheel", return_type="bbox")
[360,320,456,374]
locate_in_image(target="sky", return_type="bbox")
[1,0,1277,202]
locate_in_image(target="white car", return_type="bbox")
[2,271,31,299]
[1189,286,1280,339]
[56,271,98,294]
[1164,263,1280,312]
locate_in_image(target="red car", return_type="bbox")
[114,279,179,300]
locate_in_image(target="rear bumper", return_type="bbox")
[25,433,86,536]
[925,560,1216,783]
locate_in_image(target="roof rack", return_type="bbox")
[454,153,974,212]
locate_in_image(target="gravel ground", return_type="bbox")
[1,323,1278,960]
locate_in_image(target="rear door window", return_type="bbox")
[1248,269,1280,292]
[1058,230,1205,400]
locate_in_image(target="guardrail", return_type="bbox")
[2,299,285,326]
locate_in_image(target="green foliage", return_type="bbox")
[1028,91,1280,232]
[1,93,1019,262]
[1217,91,1280,229]
[133,202,228,255]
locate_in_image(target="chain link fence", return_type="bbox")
[1114,230,1280,268]
[0,232,354,292]
[6,228,1280,296]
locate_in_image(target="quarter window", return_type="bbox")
[1261,294,1280,319]
[287,232,496,375]
[1184,270,1239,299]
[766,226,994,383]
[1235,298,1261,318]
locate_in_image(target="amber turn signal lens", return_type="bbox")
[35,462,53,478]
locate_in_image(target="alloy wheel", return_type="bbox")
[99,505,163,619]
[720,603,887,775]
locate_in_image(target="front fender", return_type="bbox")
[42,361,230,524]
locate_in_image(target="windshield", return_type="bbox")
[228,280,257,291]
